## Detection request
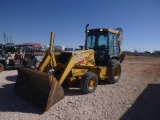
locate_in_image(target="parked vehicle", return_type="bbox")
[0,44,43,72]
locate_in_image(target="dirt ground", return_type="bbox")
[0,55,160,120]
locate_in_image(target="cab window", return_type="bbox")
[98,35,107,48]
[87,36,96,49]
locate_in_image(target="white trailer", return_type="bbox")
[53,45,65,52]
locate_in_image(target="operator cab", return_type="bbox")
[86,28,120,66]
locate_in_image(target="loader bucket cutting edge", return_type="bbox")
[14,68,64,112]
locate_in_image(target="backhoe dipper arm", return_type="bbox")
[117,28,123,55]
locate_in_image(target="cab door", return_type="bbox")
[108,33,119,56]
[95,35,108,65]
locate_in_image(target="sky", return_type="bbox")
[0,0,160,52]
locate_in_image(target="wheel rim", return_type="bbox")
[114,65,120,79]
[88,78,96,90]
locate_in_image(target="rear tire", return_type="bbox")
[0,63,4,73]
[80,72,98,94]
[106,59,121,84]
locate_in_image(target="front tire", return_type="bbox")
[80,72,98,94]
[106,59,121,84]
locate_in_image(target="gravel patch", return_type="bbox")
[0,56,160,120]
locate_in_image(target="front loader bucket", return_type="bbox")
[14,68,64,112]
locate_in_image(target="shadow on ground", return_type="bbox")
[6,75,17,82]
[63,86,83,96]
[120,84,160,120]
[63,80,108,96]
[4,67,17,71]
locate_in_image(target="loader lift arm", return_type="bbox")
[38,32,57,72]
[38,32,93,85]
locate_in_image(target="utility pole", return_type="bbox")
[4,33,6,44]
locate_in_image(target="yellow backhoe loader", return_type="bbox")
[14,24,125,112]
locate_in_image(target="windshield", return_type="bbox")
[87,34,108,49]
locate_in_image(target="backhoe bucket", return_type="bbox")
[14,68,64,112]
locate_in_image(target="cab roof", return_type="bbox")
[88,28,119,34]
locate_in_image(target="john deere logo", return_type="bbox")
[74,56,82,61]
